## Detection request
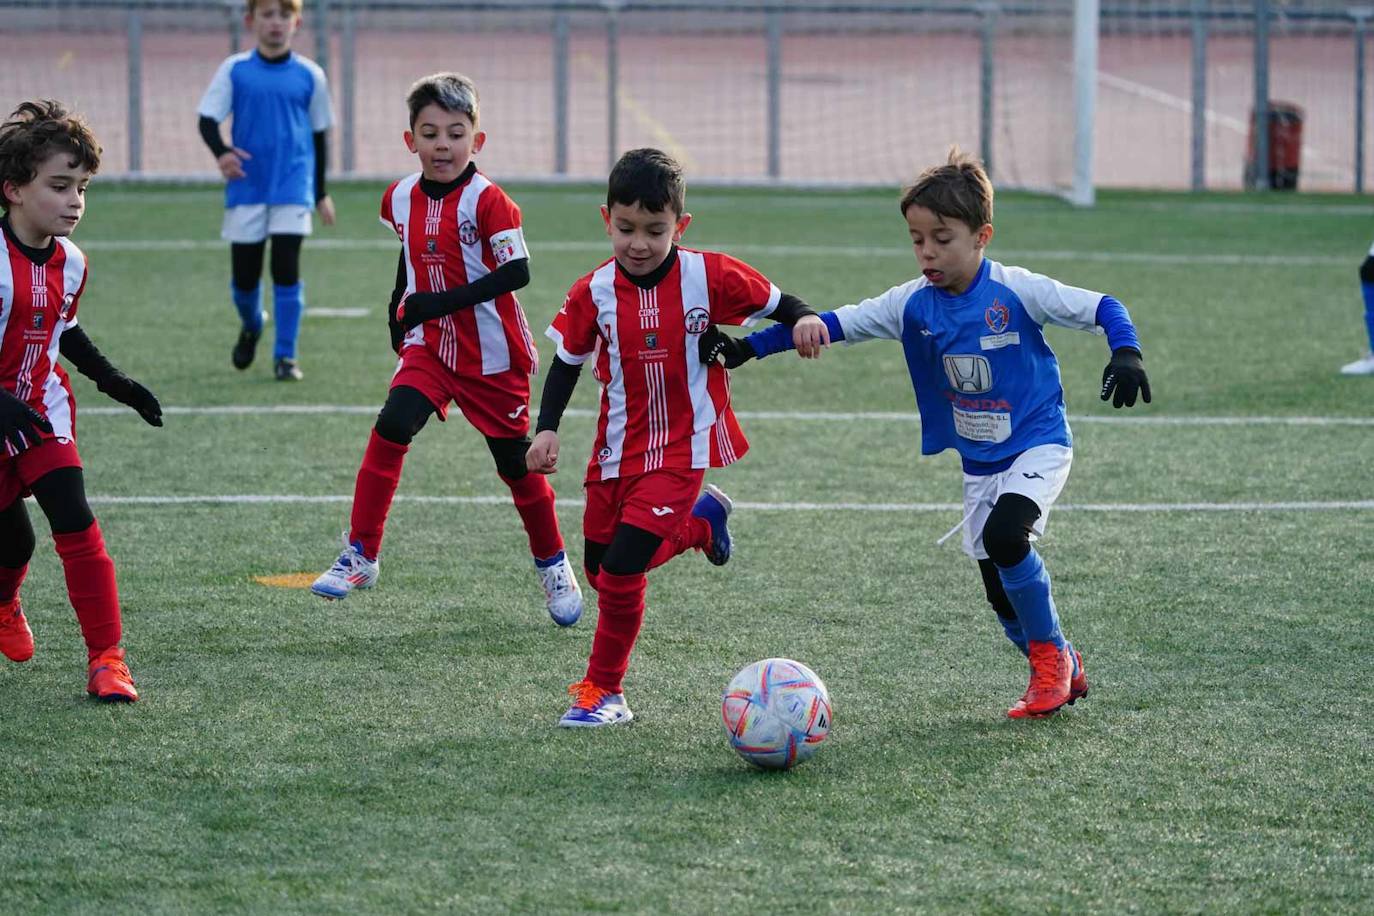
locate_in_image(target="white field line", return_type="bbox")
[77,405,1374,427]
[76,237,1350,266]
[84,493,1374,513]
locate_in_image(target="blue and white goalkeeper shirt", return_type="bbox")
[197,50,333,208]
[835,258,1107,471]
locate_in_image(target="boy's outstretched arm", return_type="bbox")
[59,327,162,427]
[1095,295,1151,408]
[526,356,582,475]
[396,259,530,329]
[701,311,846,368]
[313,130,335,226]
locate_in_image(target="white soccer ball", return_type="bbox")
[721,657,832,770]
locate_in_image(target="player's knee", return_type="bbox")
[269,234,303,286]
[982,497,1039,568]
[1360,255,1374,285]
[29,467,95,535]
[486,437,530,480]
[374,388,432,445]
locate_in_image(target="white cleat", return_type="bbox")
[535,550,583,626]
[311,538,379,600]
[1339,352,1374,376]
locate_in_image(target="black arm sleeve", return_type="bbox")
[198,115,229,159]
[313,130,328,202]
[58,325,120,386]
[401,259,531,325]
[769,292,818,327]
[387,251,407,350]
[535,355,583,434]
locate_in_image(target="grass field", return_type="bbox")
[3,182,1372,913]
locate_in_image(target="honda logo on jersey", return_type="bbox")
[943,354,993,393]
[683,307,710,334]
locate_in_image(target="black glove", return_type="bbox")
[397,291,448,330]
[1100,347,1151,408]
[698,325,756,369]
[0,390,53,453]
[99,374,163,427]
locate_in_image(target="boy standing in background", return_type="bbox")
[197,0,334,381]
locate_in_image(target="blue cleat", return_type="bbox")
[691,483,733,566]
[558,680,634,728]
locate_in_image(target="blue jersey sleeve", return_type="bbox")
[1094,295,1141,353]
[743,311,845,359]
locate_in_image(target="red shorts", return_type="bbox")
[583,468,706,542]
[391,344,532,439]
[0,437,83,509]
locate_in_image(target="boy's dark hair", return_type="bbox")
[899,147,993,232]
[0,100,101,211]
[406,72,479,130]
[607,148,685,215]
[248,0,302,16]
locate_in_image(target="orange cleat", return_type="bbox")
[1007,640,1072,719]
[0,598,34,662]
[1067,646,1089,705]
[87,646,138,702]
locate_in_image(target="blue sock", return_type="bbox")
[231,284,263,333]
[1362,281,1374,351]
[996,549,1064,648]
[997,614,1029,656]
[273,281,304,360]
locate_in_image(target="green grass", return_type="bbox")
[2,183,1372,913]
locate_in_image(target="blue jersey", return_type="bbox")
[197,50,333,208]
[835,258,1106,472]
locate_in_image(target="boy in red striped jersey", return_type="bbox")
[0,100,163,701]
[528,147,827,727]
[311,73,583,626]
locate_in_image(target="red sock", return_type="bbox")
[646,516,711,570]
[585,570,647,694]
[349,431,409,559]
[502,472,564,560]
[0,563,27,603]
[52,522,121,660]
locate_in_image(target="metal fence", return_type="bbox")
[2,0,1370,192]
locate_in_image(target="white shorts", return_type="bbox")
[221,204,312,243]
[961,444,1073,560]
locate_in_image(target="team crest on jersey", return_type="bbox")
[644,332,658,349]
[31,312,43,330]
[985,301,1009,334]
[425,238,437,253]
[459,220,479,246]
[683,307,710,335]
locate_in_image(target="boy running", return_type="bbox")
[197,0,334,381]
[310,73,583,627]
[527,147,824,727]
[0,100,163,701]
[706,149,1152,719]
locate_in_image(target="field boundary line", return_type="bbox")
[84,494,1374,512]
[76,237,1349,266]
[78,405,1374,427]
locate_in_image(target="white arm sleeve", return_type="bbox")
[308,62,334,131]
[197,58,236,122]
[834,277,926,343]
[996,264,1104,332]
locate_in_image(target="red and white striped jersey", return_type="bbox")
[380,170,538,377]
[0,231,84,448]
[548,248,780,482]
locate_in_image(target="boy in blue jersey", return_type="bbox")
[703,149,1151,719]
[1339,239,1374,375]
[197,0,334,381]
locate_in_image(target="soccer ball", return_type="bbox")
[721,657,832,770]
